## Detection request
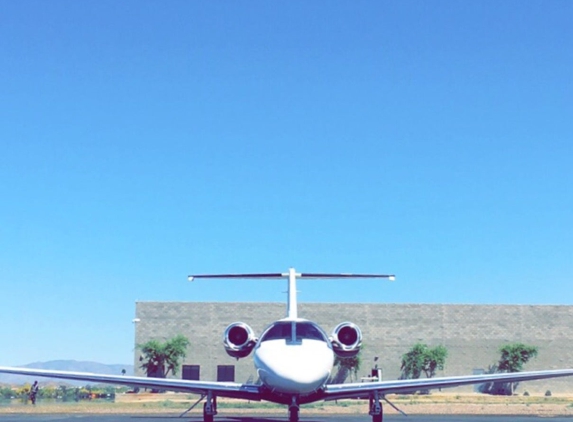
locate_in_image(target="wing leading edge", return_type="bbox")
[0,366,261,401]
[324,368,573,400]
[2,366,573,404]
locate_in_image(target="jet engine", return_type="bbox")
[223,322,258,359]
[330,322,362,357]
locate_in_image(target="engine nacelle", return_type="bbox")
[223,322,258,359]
[330,322,362,358]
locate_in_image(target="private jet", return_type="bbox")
[1,268,573,422]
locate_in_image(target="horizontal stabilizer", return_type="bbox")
[187,268,395,319]
[188,273,284,281]
[298,273,395,280]
[188,271,395,281]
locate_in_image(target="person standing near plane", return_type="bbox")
[29,381,39,405]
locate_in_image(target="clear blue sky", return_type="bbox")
[1,1,571,366]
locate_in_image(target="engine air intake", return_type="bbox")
[330,322,362,357]
[223,322,257,359]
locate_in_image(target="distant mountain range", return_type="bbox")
[0,360,134,386]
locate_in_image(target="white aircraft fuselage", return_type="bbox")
[253,318,335,395]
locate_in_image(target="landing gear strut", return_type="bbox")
[369,391,383,422]
[288,396,299,422]
[203,391,217,422]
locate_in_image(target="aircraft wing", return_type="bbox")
[0,366,262,401]
[324,369,573,400]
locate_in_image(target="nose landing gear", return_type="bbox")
[288,396,299,422]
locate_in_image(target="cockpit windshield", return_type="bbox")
[296,322,328,341]
[260,322,292,341]
[260,321,328,342]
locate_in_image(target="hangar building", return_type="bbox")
[133,302,573,394]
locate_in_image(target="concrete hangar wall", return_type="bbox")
[134,302,573,393]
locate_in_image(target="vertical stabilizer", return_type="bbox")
[286,267,299,319]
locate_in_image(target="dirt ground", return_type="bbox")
[1,393,573,416]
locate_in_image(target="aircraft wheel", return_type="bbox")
[369,393,383,422]
[203,402,214,422]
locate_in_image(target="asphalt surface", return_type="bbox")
[0,416,571,422]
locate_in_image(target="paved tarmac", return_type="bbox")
[0,416,571,422]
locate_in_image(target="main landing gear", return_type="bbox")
[203,392,217,422]
[288,396,299,422]
[369,391,383,422]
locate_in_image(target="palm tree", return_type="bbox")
[138,334,190,379]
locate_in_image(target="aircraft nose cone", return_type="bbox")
[279,362,326,386]
[255,340,334,394]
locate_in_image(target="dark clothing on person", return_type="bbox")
[29,381,39,405]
